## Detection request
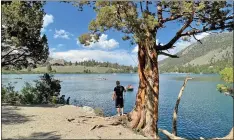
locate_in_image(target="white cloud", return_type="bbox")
[50,49,137,66]
[41,14,54,33]
[57,44,64,47]
[83,34,119,50]
[174,32,210,53]
[132,45,138,53]
[49,48,56,54]
[158,32,210,61]
[54,29,73,39]
[76,40,81,46]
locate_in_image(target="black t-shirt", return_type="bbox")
[114,86,125,98]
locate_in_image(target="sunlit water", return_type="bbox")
[2,73,233,139]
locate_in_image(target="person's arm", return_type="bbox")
[112,92,117,100]
[112,88,116,100]
[123,86,126,92]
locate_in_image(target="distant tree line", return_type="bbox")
[66,59,138,73]
[160,58,233,74]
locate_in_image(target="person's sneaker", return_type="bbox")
[118,114,121,116]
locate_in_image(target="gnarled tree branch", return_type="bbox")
[158,51,179,58]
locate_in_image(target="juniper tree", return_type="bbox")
[69,1,233,138]
[1,1,49,68]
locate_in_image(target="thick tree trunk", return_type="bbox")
[128,36,159,139]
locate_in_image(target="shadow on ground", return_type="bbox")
[1,105,34,125]
[17,131,61,139]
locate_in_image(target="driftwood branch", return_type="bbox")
[160,127,233,140]
[172,77,192,136]
[159,128,186,140]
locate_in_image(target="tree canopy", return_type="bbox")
[75,1,233,56]
[69,1,233,138]
[1,1,49,68]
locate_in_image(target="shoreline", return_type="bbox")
[2,104,146,139]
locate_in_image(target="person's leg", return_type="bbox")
[120,98,124,115]
[117,108,120,116]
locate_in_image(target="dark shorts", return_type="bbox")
[115,97,124,108]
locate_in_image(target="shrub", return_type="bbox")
[52,96,58,104]
[47,64,52,72]
[21,82,37,104]
[2,83,21,105]
[34,73,61,104]
[3,74,62,105]
[27,66,31,72]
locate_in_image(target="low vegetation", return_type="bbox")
[2,59,138,74]
[217,67,233,97]
[1,73,68,105]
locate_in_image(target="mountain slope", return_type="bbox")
[159,32,233,73]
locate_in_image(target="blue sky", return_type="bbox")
[42,2,211,66]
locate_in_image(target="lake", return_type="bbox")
[2,73,233,139]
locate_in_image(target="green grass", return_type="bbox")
[2,65,130,74]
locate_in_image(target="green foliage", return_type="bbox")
[21,82,37,104]
[72,1,233,47]
[34,73,61,103]
[52,96,58,104]
[77,59,136,73]
[69,61,72,66]
[217,67,233,97]
[1,83,21,105]
[75,61,78,66]
[1,1,49,68]
[159,32,233,74]
[219,67,233,83]
[2,74,62,105]
[84,69,91,73]
[47,64,52,72]
[27,66,31,72]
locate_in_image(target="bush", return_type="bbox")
[2,73,62,105]
[21,82,37,104]
[1,83,21,105]
[34,73,61,104]
[52,96,58,104]
[47,64,52,72]
[27,66,31,72]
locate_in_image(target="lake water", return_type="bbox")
[2,73,233,139]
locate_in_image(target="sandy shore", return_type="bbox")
[2,105,146,139]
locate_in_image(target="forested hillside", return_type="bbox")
[159,32,233,74]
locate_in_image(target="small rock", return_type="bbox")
[119,132,122,135]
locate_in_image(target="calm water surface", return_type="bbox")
[2,73,233,139]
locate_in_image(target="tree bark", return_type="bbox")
[129,35,160,139]
[172,77,192,136]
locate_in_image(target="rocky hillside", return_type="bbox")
[159,32,233,73]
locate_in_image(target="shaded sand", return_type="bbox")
[2,105,146,139]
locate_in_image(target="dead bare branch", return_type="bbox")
[172,77,192,136]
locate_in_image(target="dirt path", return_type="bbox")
[2,105,146,139]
